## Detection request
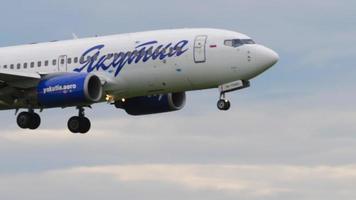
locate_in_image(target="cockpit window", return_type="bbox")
[224,40,233,47]
[224,39,242,47]
[242,39,255,44]
[224,39,255,47]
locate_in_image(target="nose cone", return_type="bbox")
[265,47,279,66]
[255,45,279,71]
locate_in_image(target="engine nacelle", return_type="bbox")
[115,92,186,115]
[37,73,103,107]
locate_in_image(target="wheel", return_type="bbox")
[68,116,81,133]
[67,116,91,134]
[217,99,231,111]
[217,99,225,110]
[29,113,41,130]
[17,112,32,129]
[79,117,91,134]
[224,101,231,110]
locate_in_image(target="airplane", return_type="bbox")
[0,28,279,134]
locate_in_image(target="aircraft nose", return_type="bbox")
[265,48,279,66]
[255,45,279,70]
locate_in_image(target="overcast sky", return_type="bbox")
[0,0,356,199]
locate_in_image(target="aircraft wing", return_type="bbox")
[0,71,120,105]
[0,70,41,89]
[0,70,115,90]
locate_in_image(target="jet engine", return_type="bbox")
[37,73,103,107]
[115,92,186,115]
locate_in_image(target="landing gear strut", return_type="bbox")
[217,80,250,111]
[17,110,41,130]
[67,107,91,134]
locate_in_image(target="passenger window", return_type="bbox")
[10,64,14,69]
[45,60,49,66]
[38,61,41,67]
[61,59,65,64]
[31,62,35,68]
[3,65,7,69]
[74,57,78,63]
[24,63,28,69]
[68,58,72,64]
[17,63,21,69]
[53,59,57,66]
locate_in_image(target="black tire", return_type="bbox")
[79,117,91,134]
[68,116,81,133]
[217,100,226,110]
[17,112,32,129]
[224,101,231,111]
[29,113,41,130]
[217,99,231,111]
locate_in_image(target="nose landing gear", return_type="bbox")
[68,107,91,134]
[217,93,231,111]
[217,80,250,111]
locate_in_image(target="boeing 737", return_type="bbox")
[0,28,278,133]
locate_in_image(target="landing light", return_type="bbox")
[105,95,114,102]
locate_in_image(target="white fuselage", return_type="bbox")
[0,28,278,109]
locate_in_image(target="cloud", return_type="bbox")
[0,1,356,199]
[1,164,356,200]
[0,87,355,176]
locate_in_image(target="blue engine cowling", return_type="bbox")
[37,73,103,107]
[115,92,186,115]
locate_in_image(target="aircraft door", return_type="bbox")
[58,55,67,72]
[194,35,207,63]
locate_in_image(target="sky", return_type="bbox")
[0,0,356,199]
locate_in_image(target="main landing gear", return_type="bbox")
[17,110,41,130]
[16,107,91,134]
[217,80,250,111]
[67,107,91,134]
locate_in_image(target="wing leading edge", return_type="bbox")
[0,70,41,89]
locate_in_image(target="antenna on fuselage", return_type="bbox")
[72,33,79,39]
